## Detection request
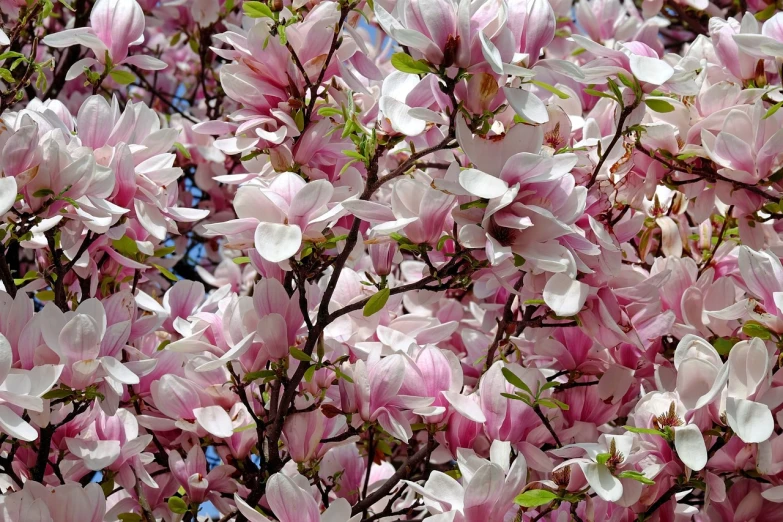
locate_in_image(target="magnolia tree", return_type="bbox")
[5,0,783,520]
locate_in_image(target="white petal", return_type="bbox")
[726,397,774,443]
[543,273,589,317]
[379,96,426,136]
[579,461,623,502]
[233,494,272,522]
[479,31,504,75]
[0,177,17,217]
[629,55,673,85]
[674,424,707,471]
[194,405,234,438]
[503,87,549,124]
[195,332,255,372]
[254,222,302,263]
[458,169,509,199]
[442,391,486,422]
[100,357,139,385]
[65,438,121,470]
[0,404,37,441]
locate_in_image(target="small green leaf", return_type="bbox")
[530,79,569,99]
[459,199,488,210]
[618,470,655,485]
[712,337,739,356]
[304,365,316,382]
[244,369,276,382]
[537,398,569,410]
[153,245,177,258]
[390,53,431,75]
[342,150,366,161]
[244,1,274,18]
[109,69,136,85]
[156,340,171,351]
[118,514,143,522]
[363,287,390,317]
[595,452,611,466]
[743,321,773,340]
[584,88,616,101]
[0,68,15,84]
[290,347,313,362]
[624,425,665,436]
[764,100,783,120]
[32,188,54,198]
[112,236,139,257]
[645,99,675,113]
[501,367,533,396]
[501,392,532,404]
[42,387,74,400]
[233,256,251,265]
[333,367,354,383]
[36,290,55,301]
[167,496,188,515]
[514,489,558,508]
[152,264,178,282]
[233,422,257,433]
[173,142,192,160]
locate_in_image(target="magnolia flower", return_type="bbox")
[42,0,167,78]
[235,472,361,522]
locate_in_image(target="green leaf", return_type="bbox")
[501,367,533,396]
[333,366,354,383]
[152,264,178,282]
[530,79,569,99]
[624,425,665,436]
[42,387,74,400]
[173,142,192,160]
[109,69,136,85]
[153,245,177,258]
[156,340,171,351]
[100,476,115,497]
[244,369,276,382]
[459,199,488,210]
[304,365,316,382]
[363,287,390,317]
[583,88,616,101]
[112,236,139,257]
[342,150,366,161]
[167,496,188,515]
[539,380,560,393]
[390,53,431,75]
[537,398,569,410]
[618,470,655,485]
[444,469,462,480]
[13,270,39,286]
[743,321,773,340]
[36,290,55,301]
[712,337,739,356]
[243,1,274,18]
[118,514,143,522]
[645,99,675,113]
[0,68,15,84]
[233,256,251,265]
[290,347,313,362]
[501,392,532,404]
[233,422,257,433]
[764,100,783,120]
[32,188,54,198]
[514,489,558,508]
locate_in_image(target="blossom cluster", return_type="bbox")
[2,0,783,520]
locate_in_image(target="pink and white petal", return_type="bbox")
[628,55,673,85]
[195,332,255,372]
